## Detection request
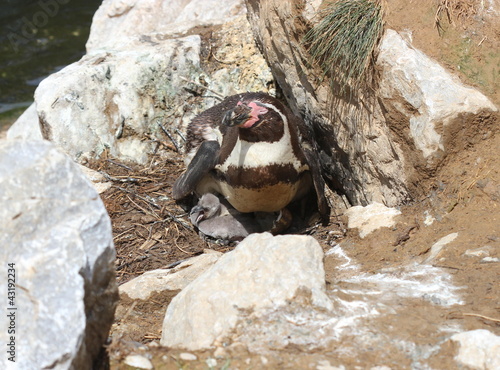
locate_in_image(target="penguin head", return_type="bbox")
[189,193,222,225]
[222,100,269,129]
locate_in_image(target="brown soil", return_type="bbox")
[92,1,499,368]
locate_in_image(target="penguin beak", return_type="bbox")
[223,103,253,127]
[190,205,205,224]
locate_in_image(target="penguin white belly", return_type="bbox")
[217,177,311,213]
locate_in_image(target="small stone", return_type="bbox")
[464,246,492,258]
[481,257,500,263]
[316,360,345,370]
[124,354,153,369]
[424,210,435,226]
[423,233,459,263]
[214,347,227,357]
[451,330,500,369]
[345,203,401,238]
[179,352,197,361]
[261,356,269,365]
[206,358,217,368]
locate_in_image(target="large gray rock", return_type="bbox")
[245,0,497,207]
[86,0,245,52]
[161,233,332,350]
[0,140,118,369]
[35,36,203,164]
[11,0,271,165]
[6,102,42,141]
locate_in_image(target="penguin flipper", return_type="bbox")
[172,140,220,200]
[303,147,331,226]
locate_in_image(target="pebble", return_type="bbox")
[214,347,228,357]
[206,358,217,368]
[423,233,458,263]
[481,256,500,263]
[316,360,345,370]
[464,246,491,257]
[124,354,153,369]
[179,352,197,361]
[423,211,435,226]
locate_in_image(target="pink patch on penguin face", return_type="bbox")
[241,101,268,128]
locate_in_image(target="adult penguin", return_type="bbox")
[172,92,330,225]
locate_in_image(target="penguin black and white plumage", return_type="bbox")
[173,92,330,225]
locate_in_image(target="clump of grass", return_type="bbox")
[303,0,384,96]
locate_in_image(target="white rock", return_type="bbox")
[378,29,497,159]
[344,202,401,238]
[34,36,202,164]
[120,252,222,300]
[124,354,154,369]
[481,257,500,263]
[179,352,198,361]
[7,102,42,140]
[160,233,332,350]
[464,246,492,258]
[0,140,117,369]
[206,358,217,367]
[423,233,459,263]
[451,330,500,370]
[316,360,345,370]
[423,210,435,226]
[77,164,112,194]
[86,0,245,52]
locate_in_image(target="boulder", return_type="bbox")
[245,0,497,207]
[378,30,498,161]
[160,233,332,350]
[11,0,272,165]
[34,35,203,164]
[6,102,42,140]
[86,0,245,52]
[0,140,118,369]
[120,251,222,300]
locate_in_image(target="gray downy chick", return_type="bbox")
[189,193,287,241]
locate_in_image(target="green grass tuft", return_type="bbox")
[303,0,384,96]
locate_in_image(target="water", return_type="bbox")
[0,0,102,118]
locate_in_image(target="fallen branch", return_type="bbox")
[157,121,181,152]
[462,313,500,323]
[106,159,133,171]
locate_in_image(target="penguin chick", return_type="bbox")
[189,193,288,241]
[190,193,258,241]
